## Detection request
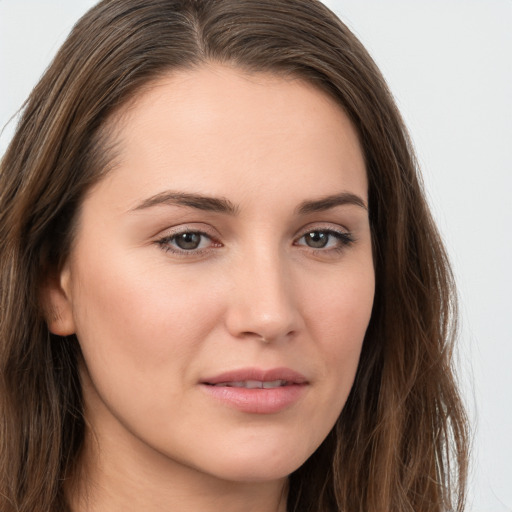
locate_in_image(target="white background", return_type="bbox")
[1,1,511,510]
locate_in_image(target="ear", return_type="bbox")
[41,264,76,336]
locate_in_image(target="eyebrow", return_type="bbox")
[131,191,239,215]
[131,190,367,215]
[296,192,368,214]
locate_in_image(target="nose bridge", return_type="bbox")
[226,242,300,342]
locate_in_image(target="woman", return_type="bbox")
[0,0,469,511]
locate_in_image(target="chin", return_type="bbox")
[196,443,313,484]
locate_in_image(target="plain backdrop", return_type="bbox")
[1,1,511,511]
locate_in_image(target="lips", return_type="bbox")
[200,367,308,414]
[201,367,308,386]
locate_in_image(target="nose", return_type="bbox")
[224,248,303,344]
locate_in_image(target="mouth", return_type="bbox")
[200,367,308,414]
[201,367,308,387]
[208,380,290,389]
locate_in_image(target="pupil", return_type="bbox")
[306,231,328,248]
[176,232,201,250]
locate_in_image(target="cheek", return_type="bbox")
[70,250,223,381]
[306,263,374,350]
[302,263,374,403]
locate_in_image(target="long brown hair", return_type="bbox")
[0,1,469,511]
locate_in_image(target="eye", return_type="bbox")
[157,229,220,254]
[173,232,206,250]
[295,229,354,251]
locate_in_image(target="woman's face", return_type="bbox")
[48,65,374,484]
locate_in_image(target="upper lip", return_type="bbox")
[201,367,308,385]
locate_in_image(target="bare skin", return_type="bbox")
[46,64,374,512]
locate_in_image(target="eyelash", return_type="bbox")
[156,227,355,257]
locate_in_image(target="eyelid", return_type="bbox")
[294,221,352,239]
[154,222,220,241]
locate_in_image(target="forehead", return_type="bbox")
[93,64,367,210]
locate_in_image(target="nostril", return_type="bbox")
[238,330,296,345]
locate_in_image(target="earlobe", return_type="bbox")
[42,265,76,336]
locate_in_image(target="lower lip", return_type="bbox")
[200,383,307,414]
